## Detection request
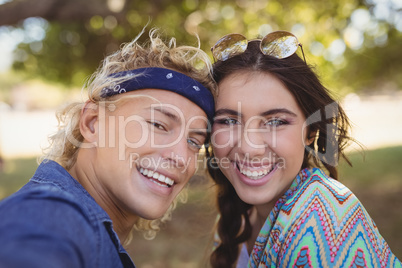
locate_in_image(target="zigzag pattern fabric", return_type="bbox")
[249,168,401,267]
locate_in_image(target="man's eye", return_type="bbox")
[187,138,202,151]
[148,121,167,131]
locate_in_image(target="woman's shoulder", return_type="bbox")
[273,168,402,267]
[308,168,350,192]
[282,168,356,214]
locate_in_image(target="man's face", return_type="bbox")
[89,89,208,220]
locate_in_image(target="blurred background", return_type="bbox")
[0,0,401,267]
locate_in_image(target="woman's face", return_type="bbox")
[91,89,208,220]
[212,71,311,208]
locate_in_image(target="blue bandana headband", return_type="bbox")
[101,67,214,123]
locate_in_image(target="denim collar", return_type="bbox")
[31,160,131,258]
[32,160,112,224]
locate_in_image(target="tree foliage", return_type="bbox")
[0,0,401,93]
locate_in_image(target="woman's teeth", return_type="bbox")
[140,167,174,187]
[239,165,275,180]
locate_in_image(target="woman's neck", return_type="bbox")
[247,203,274,253]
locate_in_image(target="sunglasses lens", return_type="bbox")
[212,34,248,61]
[260,31,299,59]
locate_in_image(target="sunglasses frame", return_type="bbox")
[211,30,306,62]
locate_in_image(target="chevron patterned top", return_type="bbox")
[248,168,401,267]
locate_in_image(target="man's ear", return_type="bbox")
[80,100,99,144]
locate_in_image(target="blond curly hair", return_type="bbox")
[41,28,216,243]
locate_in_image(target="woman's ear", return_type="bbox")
[305,130,317,146]
[80,100,99,144]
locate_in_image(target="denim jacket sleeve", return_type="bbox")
[0,186,98,268]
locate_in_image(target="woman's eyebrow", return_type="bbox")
[214,108,297,118]
[214,108,242,117]
[260,108,297,117]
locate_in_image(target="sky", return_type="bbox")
[0,16,47,72]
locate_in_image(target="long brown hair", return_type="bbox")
[208,40,352,267]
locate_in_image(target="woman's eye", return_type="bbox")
[214,118,239,126]
[265,118,287,127]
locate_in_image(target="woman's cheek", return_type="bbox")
[212,128,235,156]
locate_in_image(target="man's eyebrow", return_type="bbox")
[260,108,297,117]
[150,106,180,122]
[214,108,242,118]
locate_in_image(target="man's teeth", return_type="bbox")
[239,165,274,180]
[139,168,174,186]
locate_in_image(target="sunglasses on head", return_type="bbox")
[211,30,306,62]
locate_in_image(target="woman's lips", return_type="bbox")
[234,162,278,186]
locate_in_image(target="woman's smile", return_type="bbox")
[234,161,279,187]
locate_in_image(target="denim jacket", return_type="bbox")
[0,160,136,268]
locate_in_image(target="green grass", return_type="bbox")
[1,146,401,266]
[0,157,38,199]
[339,146,402,186]
[339,146,402,260]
